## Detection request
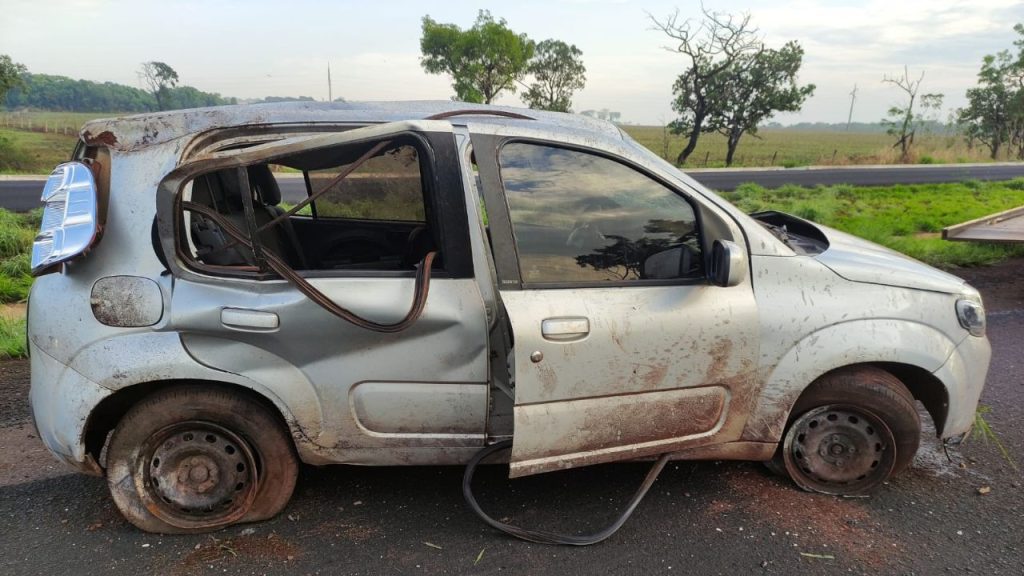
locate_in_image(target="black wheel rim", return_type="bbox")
[782,405,896,495]
[133,421,260,530]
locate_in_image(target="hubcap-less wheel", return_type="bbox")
[135,422,259,530]
[782,405,896,495]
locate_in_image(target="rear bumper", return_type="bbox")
[934,334,991,438]
[29,340,111,476]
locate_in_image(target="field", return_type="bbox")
[0,110,1005,174]
[723,180,1024,267]
[622,126,993,168]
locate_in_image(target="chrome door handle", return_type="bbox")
[541,317,590,342]
[221,308,279,331]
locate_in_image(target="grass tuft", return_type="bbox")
[0,314,26,358]
[966,405,1019,472]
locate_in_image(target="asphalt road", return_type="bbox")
[1,263,1022,575]
[4,163,1024,212]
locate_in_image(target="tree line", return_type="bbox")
[3,12,1023,166]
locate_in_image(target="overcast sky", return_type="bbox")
[2,0,1022,125]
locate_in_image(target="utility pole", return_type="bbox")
[327,62,333,102]
[846,84,857,131]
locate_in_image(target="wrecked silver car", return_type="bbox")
[28,102,990,535]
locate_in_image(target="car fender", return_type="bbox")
[741,318,961,442]
[65,331,326,458]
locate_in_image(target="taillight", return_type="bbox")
[30,162,100,276]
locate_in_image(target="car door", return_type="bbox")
[161,121,490,460]
[471,133,760,477]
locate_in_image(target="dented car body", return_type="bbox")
[29,102,990,532]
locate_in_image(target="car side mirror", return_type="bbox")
[642,245,695,280]
[709,240,747,287]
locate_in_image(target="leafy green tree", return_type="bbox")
[522,40,586,112]
[707,42,815,166]
[881,66,943,162]
[138,61,179,111]
[420,10,534,104]
[0,55,28,104]
[956,25,1024,160]
[650,7,761,165]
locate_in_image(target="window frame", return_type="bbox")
[169,130,474,282]
[485,137,708,291]
[300,141,429,225]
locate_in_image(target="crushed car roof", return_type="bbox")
[80,100,624,152]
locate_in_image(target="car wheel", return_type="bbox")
[779,366,920,495]
[105,386,299,534]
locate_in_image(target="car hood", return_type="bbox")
[814,225,968,294]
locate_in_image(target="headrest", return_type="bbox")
[248,164,281,206]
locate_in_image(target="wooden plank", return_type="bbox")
[943,205,1024,243]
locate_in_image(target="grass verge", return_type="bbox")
[721,179,1024,267]
[0,314,26,359]
[0,208,40,304]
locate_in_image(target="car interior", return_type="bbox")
[180,139,440,275]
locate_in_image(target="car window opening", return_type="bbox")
[179,137,438,333]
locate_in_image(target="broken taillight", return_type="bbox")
[30,162,99,276]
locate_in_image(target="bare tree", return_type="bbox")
[882,66,942,162]
[138,61,179,111]
[649,6,761,165]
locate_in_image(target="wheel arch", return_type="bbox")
[83,378,312,471]
[742,318,959,443]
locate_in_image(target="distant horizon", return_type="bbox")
[3,0,1022,126]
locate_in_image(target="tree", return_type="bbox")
[138,61,179,111]
[955,24,1024,160]
[0,55,27,104]
[650,7,761,165]
[707,41,815,166]
[522,39,586,112]
[881,66,943,162]
[420,10,534,104]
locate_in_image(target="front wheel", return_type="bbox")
[105,386,299,534]
[777,366,920,495]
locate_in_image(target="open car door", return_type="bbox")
[470,130,760,478]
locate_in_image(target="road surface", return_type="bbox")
[1,261,1022,575]
[4,163,1024,212]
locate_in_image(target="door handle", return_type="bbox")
[541,317,590,342]
[221,308,279,331]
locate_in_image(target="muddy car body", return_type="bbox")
[28,101,990,533]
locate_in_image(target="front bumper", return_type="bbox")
[933,334,991,438]
[29,339,112,476]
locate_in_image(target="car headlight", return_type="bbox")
[955,299,986,337]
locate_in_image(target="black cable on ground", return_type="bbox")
[462,439,671,546]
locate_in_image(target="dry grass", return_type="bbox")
[622,126,994,168]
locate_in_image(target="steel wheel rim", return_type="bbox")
[133,421,260,530]
[782,405,896,495]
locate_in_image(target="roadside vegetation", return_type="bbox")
[721,179,1024,267]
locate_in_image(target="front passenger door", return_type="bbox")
[473,138,760,478]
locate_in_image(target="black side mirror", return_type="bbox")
[642,245,694,280]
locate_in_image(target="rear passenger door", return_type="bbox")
[164,121,491,459]
[471,134,760,478]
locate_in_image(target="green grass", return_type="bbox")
[967,405,1018,472]
[0,128,77,173]
[0,209,39,303]
[721,180,1024,267]
[0,314,26,358]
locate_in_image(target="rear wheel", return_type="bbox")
[106,386,299,534]
[775,366,920,495]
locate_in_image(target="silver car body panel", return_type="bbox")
[29,101,989,477]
